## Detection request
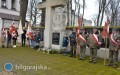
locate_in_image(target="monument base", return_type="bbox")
[52,44,61,50]
[51,31,64,50]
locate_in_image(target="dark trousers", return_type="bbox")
[90,48,97,62]
[7,38,11,48]
[70,45,76,57]
[13,40,16,45]
[22,38,26,46]
[80,46,86,59]
[109,50,119,65]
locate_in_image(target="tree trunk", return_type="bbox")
[70,0,73,26]
[20,0,28,27]
[73,0,77,26]
[67,0,70,26]
[97,11,101,26]
[97,0,101,26]
[82,0,85,26]
[78,0,80,19]
[100,1,106,26]
[33,8,37,27]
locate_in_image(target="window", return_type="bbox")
[1,0,7,8]
[11,0,16,10]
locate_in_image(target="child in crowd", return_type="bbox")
[62,34,69,56]
[35,32,41,50]
[31,32,35,48]
[12,31,18,48]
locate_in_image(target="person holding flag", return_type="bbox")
[88,27,101,64]
[9,22,17,47]
[6,22,16,48]
[76,28,87,60]
[75,17,82,59]
[26,22,32,47]
[6,29,12,48]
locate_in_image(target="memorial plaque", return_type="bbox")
[52,32,60,45]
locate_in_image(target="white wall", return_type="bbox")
[6,0,11,9]
[0,8,19,16]
[66,13,92,26]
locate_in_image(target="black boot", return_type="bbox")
[73,50,76,58]
[69,50,73,57]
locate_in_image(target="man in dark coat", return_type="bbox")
[7,29,12,48]
[69,28,77,58]
[21,28,26,47]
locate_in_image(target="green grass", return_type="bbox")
[0,46,120,75]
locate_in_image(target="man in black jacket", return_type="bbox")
[69,28,77,57]
[21,28,26,47]
[7,29,12,48]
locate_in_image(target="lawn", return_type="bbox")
[0,46,120,75]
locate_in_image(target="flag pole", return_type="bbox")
[76,29,79,59]
[76,16,82,59]
[104,16,109,65]
[104,36,107,65]
[103,10,110,65]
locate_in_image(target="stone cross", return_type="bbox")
[38,0,67,49]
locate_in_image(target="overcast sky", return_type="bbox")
[84,0,98,20]
[83,0,107,26]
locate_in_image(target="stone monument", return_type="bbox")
[52,7,67,50]
[38,0,67,50]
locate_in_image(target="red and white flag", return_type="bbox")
[27,22,32,36]
[76,18,82,37]
[9,21,16,35]
[102,10,110,38]
[102,21,109,38]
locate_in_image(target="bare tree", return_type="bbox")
[82,0,85,26]
[91,14,98,26]
[72,0,82,26]
[96,0,111,26]
[26,0,41,27]
[66,0,70,26]
[73,0,77,26]
[109,0,120,26]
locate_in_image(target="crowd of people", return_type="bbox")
[0,27,41,50]
[1,28,18,48]
[0,26,120,69]
[62,27,120,69]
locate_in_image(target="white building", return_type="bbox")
[0,0,20,29]
[69,13,92,26]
